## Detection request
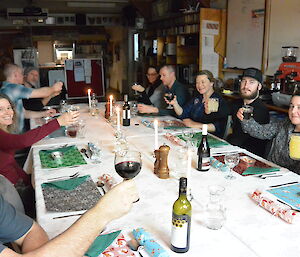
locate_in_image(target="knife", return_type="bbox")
[269,181,299,188]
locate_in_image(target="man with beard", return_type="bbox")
[226,68,270,157]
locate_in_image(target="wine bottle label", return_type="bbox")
[123,110,131,119]
[171,213,191,248]
[199,157,210,171]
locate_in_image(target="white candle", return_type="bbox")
[116,107,121,131]
[187,149,192,192]
[154,119,158,150]
[109,95,113,117]
[88,89,92,109]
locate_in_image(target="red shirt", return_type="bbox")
[0,119,60,185]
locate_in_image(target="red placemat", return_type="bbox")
[214,153,273,176]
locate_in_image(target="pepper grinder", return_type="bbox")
[156,144,170,179]
[154,149,160,175]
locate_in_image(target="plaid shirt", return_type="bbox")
[0,82,33,133]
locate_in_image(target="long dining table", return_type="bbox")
[27,102,300,257]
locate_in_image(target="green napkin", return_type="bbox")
[242,167,280,175]
[39,145,87,169]
[41,175,89,190]
[85,230,121,257]
[178,132,229,148]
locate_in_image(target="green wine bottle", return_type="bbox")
[171,177,192,253]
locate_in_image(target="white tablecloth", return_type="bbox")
[29,104,300,257]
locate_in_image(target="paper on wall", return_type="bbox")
[202,34,214,54]
[202,52,219,78]
[74,60,85,82]
[65,60,74,71]
[84,59,92,84]
[202,20,219,35]
[201,34,219,78]
[84,59,92,76]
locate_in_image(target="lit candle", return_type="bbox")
[186,149,192,194]
[109,95,113,117]
[88,89,91,109]
[154,119,158,150]
[116,106,121,131]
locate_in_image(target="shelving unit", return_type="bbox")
[142,8,226,81]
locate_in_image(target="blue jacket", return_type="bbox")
[179,92,229,138]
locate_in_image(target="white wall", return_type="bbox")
[226,0,265,69]
[264,0,300,75]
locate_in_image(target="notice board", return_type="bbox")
[64,58,105,98]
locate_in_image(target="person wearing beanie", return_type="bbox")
[226,67,270,157]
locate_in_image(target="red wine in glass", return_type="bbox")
[115,161,141,179]
[165,92,174,109]
[114,151,141,202]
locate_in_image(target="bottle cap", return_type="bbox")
[124,94,128,102]
[202,124,208,135]
[179,177,187,189]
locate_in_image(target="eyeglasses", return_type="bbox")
[146,73,158,76]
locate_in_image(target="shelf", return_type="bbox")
[222,68,244,74]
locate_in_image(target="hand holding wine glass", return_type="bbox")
[224,153,240,180]
[115,150,141,202]
[164,92,175,109]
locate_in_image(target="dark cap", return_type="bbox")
[242,68,263,84]
[179,177,187,189]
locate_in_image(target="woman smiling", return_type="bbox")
[0,93,79,214]
[166,70,230,138]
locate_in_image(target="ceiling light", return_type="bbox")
[67,0,127,2]
[67,2,117,8]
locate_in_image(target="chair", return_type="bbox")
[223,115,232,139]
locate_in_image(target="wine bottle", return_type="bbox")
[122,94,130,126]
[171,177,191,253]
[197,124,211,171]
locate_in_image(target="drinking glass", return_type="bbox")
[132,83,140,100]
[224,153,240,180]
[289,132,300,160]
[205,185,226,230]
[130,101,138,117]
[164,92,174,109]
[114,150,142,180]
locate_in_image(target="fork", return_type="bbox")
[47,171,80,181]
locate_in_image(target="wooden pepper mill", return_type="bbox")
[155,144,170,179]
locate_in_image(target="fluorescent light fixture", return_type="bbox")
[67,0,127,2]
[67,2,116,7]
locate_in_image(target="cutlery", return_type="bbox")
[53,213,83,219]
[269,181,299,188]
[47,171,80,181]
[97,182,106,195]
[259,175,283,179]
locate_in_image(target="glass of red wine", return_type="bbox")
[114,150,142,180]
[165,92,174,109]
[115,150,142,202]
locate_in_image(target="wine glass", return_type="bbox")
[224,153,240,180]
[132,82,140,100]
[114,150,142,180]
[164,92,174,109]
